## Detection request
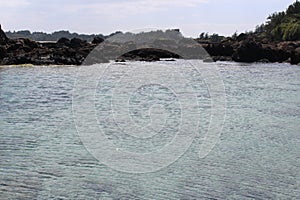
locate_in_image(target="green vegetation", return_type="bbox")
[197,2,299,42]
[5,30,107,42]
[255,0,300,41]
[198,32,225,43]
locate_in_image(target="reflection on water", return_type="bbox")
[0,61,299,199]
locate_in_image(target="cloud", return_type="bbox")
[132,0,208,8]
[0,0,30,7]
[63,0,208,16]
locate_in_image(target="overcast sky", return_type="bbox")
[0,0,296,37]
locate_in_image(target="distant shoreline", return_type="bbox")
[1,26,299,66]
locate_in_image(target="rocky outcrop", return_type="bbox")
[0,25,299,65]
[232,40,263,62]
[291,47,300,65]
[57,37,70,46]
[0,25,183,65]
[92,37,104,44]
[120,48,180,62]
[0,46,7,59]
[0,25,98,65]
[0,24,9,45]
[200,34,300,65]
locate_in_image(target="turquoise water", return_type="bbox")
[0,61,299,199]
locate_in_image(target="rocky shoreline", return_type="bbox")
[200,33,300,65]
[1,25,299,66]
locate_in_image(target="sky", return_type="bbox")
[0,0,296,37]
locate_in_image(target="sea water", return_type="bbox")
[0,61,299,199]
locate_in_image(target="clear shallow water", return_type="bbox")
[0,61,299,199]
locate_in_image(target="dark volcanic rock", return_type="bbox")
[115,58,126,62]
[291,47,300,65]
[3,54,32,65]
[70,38,87,49]
[22,38,39,49]
[121,48,180,61]
[212,56,232,62]
[0,46,7,59]
[236,33,247,41]
[92,37,104,44]
[0,24,9,45]
[232,40,263,62]
[204,43,234,57]
[57,37,70,46]
[0,24,299,65]
[261,46,290,63]
[7,38,39,53]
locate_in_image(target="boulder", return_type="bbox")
[0,46,7,59]
[115,58,126,62]
[70,38,87,49]
[6,38,39,54]
[57,37,70,46]
[5,54,32,65]
[0,24,8,45]
[236,33,247,41]
[122,48,179,61]
[204,43,234,57]
[92,37,104,44]
[233,40,263,62]
[22,38,39,49]
[261,45,290,63]
[291,47,300,65]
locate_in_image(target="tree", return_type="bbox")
[209,33,224,42]
[232,31,238,38]
[282,20,300,40]
[262,1,300,41]
[204,33,209,40]
[286,0,300,15]
[199,32,205,39]
[265,11,286,36]
[255,24,265,34]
